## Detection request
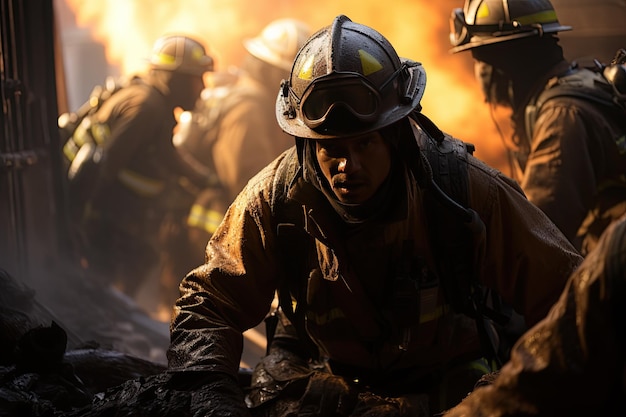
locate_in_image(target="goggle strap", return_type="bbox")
[379,63,408,92]
[281,80,297,119]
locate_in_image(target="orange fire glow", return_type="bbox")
[63,0,512,175]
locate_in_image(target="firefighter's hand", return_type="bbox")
[297,371,358,417]
[166,370,252,417]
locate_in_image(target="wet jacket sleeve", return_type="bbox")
[443,215,626,416]
[467,157,583,326]
[167,158,285,412]
[521,97,616,249]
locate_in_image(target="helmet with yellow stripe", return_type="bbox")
[148,35,214,75]
[449,0,571,54]
[276,15,426,140]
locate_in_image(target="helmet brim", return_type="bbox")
[244,37,292,72]
[450,23,572,54]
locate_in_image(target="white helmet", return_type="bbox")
[243,19,311,72]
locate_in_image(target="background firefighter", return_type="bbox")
[67,35,216,315]
[443,213,626,416]
[449,0,626,257]
[168,19,312,290]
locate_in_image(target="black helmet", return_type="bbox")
[276,15,426,140]
[449,0,572,53]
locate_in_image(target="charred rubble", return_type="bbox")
[0,268,169,416]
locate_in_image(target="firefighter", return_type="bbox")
[449,0,626,256]
[74,34,215,307]
[166,15,581,416]
[167,19,311,297]
[443,214,626,416]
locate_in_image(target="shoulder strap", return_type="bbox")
[411,112,483,313]
[412,112,513,367]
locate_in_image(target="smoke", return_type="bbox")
[62,0,511,173]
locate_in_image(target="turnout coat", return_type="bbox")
[167,125,582,413]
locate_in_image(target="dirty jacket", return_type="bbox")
[177,69,294,241]
[206,69,295,204]
[512,61,626,256]
[90,75,211,218]
[443,213,626,417]
[168,125,582,406]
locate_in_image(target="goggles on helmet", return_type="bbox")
[450,9,472,48]
[450,8,544,49]
[290,63,408,129]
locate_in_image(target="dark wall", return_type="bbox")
[0,0,72,286]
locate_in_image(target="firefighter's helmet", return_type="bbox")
[276,15,426,140]
[149,35,214,75]
[449,0,572,53]
[244,19,311,72]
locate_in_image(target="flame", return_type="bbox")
[64,0,511,174]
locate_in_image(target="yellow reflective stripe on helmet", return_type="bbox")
[153,52,177,65]
[117,169,164,197]
[516,10,558,26]
[477,2,490,19]
[187,204,224,235]
[358,49,383,76]
[190,45,206,63]
[297,54,315,80]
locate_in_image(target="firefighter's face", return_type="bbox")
[171,73,206,110]
[473,61,514,107]
[315,131,391,204]
[471,48,514,108]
